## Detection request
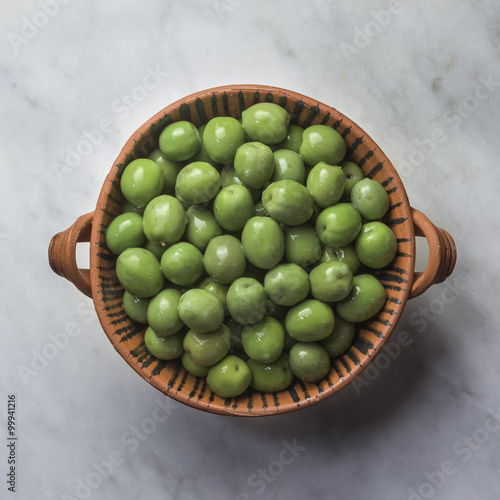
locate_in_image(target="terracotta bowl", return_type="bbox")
[48,85,456,417]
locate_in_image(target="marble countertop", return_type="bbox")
[1,1,499,499]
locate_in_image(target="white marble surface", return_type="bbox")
[1,0,500,499]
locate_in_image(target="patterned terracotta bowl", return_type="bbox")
[48,85,456,416]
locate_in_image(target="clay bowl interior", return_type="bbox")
[90,85,415,416]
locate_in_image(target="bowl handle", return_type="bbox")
[48,212,94,298]
[409,207,457,299]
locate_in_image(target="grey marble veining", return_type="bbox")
[1,0,500,499]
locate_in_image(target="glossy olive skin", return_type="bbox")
[146,288,183,337]
[264,263,310,307]
[315,203,362,247]
[160,242,204,286]
[241,317,285,363]
[248,353,294,392]
[204,234,246,284]
[276,124,304,153]
[271,149,306,183]
[289,342,330,383]
[178,288,225,333]
[226,277,268,325]
[144,327,185,360]
[148,148,184,195]
[234,142,274,189]
[241,102,290,145]
[181,351,210,377]
[355,222,397,269]
[175,161,221,204]
[203,117,246,164]
[306,162,346,208]
[309,261,353,303]
[183,324,231,367]
[285,299,335,342]
[185,205,223,251]
[122,291,150,324]
[262,180,314,226]
[350,178,390,220]
[335,274,387,323]
[319,317,356,358]
[159,120,201,162]
[299,124,346,167]
[340,160,364,200]
[206,355,252,398]
[120,158,164,208]
[142,194,187,246]
[213,185,254,231]
[283,223,322,268]
[320,243,360,274]
[116,248,164,298]
[241,216,284,270]
[106,212,145,254]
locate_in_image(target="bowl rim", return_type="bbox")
[90,84,415,416]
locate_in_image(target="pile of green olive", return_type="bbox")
[106,102,397,398]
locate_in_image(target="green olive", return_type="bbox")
[203,117,245,164]
[283,223,322,268]
[285,299,335,342]
[234,142,275,189]
[335,274,386,323]
[120,158,164,208]
[185,205,223,251]
[248,353,294,392]
[183,324,231,367]
[262,180,314,226]
[116,248,164,298]
[144,327,185,360]
[226,277,268,325]
[160,242,204,286]
[106,212,145,254]
[204,234,246,284]
[306,162,345,208]
[178,288,225,333]
[241,102,290,145]
[122,291,150,324]
[146,288,184,337]
[206,355,252,398]
[319,317,356,358]
[289,342,330,383]
[299,125,346,166]
[159,121,201,162]
[271,149,306,183]
[241,216,284,270]
[241,317,285,363]
[175,161,221,204]
[142,194,187,246]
